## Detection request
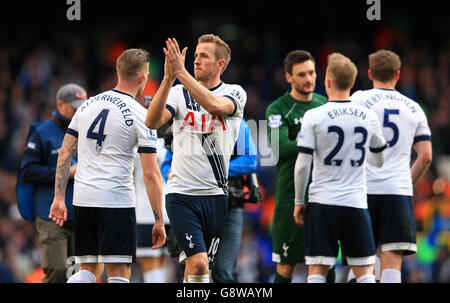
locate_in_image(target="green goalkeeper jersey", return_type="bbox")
[266,91,327,202]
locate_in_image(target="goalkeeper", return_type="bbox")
[266,50,334,283]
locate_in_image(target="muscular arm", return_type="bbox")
[411,140,432,185]
[145,76,175,129]
[54,133,78,199]
[140,153,164,223]
[176,70,235,116]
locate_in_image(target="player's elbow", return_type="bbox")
[145,118,159,130]
[420,151,433,167]
[143,169,162,183]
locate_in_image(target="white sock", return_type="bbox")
[307,274,326,283]
[108,277,129,283]
[357,274,376,283]
[187,274,209,283]
[143,269,165,283]
[347,268,356,282]
[380,269,401,283]
[67,270,96,283]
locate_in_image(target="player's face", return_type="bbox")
[287,60,317,95]
[193,42,221,82]
[136,63,149,98]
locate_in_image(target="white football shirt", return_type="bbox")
[297,100,386,208]
[351,88,432,195]
[165,81,246,196]
[68,89,158,208]
[134,138,170,224]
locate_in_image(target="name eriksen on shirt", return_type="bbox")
[327,107,367,120]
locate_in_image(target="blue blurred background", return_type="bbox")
[0,0,449,282]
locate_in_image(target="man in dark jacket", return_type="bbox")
[19,83,87,282]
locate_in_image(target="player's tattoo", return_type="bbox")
[153,210,160,221]
[55,134,78,196]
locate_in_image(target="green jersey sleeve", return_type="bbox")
[266,104,298,161]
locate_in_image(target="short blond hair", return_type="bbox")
[198,34,231,74]
[326,53,357,90]
[369,49,401,82]
[116,48,149,81]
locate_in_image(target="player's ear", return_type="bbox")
[285,72,292,84]
[325,76,332,90]
[394,70,400,81]
[368,69,373,81]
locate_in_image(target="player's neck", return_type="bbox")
[114,82,138,99]
[372,80,396,90]
[199,77,222,90]
[327,90,350,101]
[290,90,313,102]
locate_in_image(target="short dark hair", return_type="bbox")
[283,50,315,74]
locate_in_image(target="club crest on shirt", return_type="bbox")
[230,89,242,101]
[268,114,282,128]
[294,117,303,125]
[146,129,157,141]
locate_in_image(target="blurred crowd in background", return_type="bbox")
[0,0,449,282]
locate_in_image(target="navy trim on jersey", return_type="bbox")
[329,100,351,103]
[200,134,228,195]
[375,88,396,91]
[67,128,78,138]
[413,135,432,144]
[223,95,237,116]
[209,81,223,91]
[182,87,201,111]
[165,104,176,118]
[297,146,314,154]
[369,144,387,153]
[111,89,134,99]
[137,147,157,154]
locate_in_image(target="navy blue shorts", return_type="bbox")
[73,206,136,264]
[368,194,417,255]
[305,203,376,266]
[165,193,228,266]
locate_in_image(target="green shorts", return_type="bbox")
[272,199,305,264]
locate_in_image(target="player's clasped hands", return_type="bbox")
[163,38,188,77]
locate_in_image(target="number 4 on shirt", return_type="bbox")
[87,109,110,152]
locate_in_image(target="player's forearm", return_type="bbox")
[54,134,78,198]
[144,171,164,223]
[411,154,432,185]
[146,77,174,129]
[176,69,230,115]
[294,153,312,205]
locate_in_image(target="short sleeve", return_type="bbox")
[165,86,179,118]
[134,106,158,153]
[67,107,80,138]
[413,107,432,143]
[223,85,246,118]
[369,114,387,153]
[296,110,315,154]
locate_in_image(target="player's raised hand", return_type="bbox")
[163,38,188,77]
[49,196,67,227]
[164,55,176,82]
[293,204,306,226]
[152,220,167,250]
